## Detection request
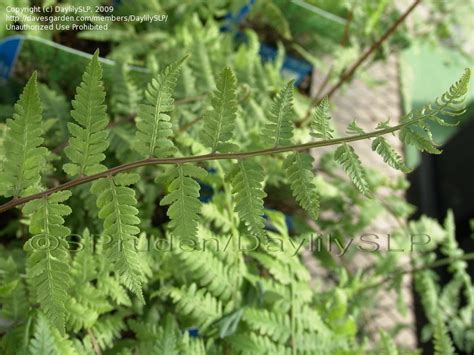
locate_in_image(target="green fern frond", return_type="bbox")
[91,173,145,301]
[372,137,410,173]
[423,68,471,121]
[90,313,126,350]
[262,81,295,147]
[379,330,398,355]
[284,152,319,220]
[399,125,441,154]
[111,61,140,116]
[231,159,267,240]
[64,51,109,177]
[0,72,47,197]
[23,191,72,333]
[29,313,77,355]
[160,164,207,240]
[160,283,222,329]
[334,143,371,196]
[433,315,455,355]
[135,57,186,158]
[190,41,216,92]
[400,69,471,153]
[346,120,366,135]
[310,97,334,140]
[201,66,238,152]
[173,231,235,301]
[242,308,290,343]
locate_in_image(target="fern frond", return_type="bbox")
[231,159,267,240]
[90,313,126,350]
[111,61,140,116]
[284,152,319,220]
[173,230,235,301]
[372,137,410,173]
[135,57,185,158]
[262,81,295,147]
[399,125,441,154]
[0,72,47,197]
[160,283,222,329]
[423,68,471,121]
[379,330,398,355]
[433,315,455,355]
[400,69,471,153]
[310,97,334,140]
[334,143,371,196]
[64,50,109,177]
[91,173,145,301]
[190,41,216,92]
[160,164,207,240]
[29,313,77,355]
[242,308,291,343]
[201,66,238,152]
[23,190,72,333]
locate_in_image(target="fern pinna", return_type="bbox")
[0,47,471,354]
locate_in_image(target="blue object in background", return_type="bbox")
[0,36,23,80]
[188,327,199,337]
[259,43,312,86]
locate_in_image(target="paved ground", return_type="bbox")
[308,55,417,349]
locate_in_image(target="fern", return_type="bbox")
[64,51,109,177]
[311,97,334,140]
[160,283,222,329]
[231,159,267,240]
[399,68,471,153]
[242,308,290,343]
[23,191,72,333]
[135,57,185,158]
[29,313,77,355]
[0,72,47,197]
[159,164,207,240]
[372,136,410,173]
[110,61,140,116]
[334,143,371,196]
[91,173,145,301]
[284,152,320,220]
[201,66,238,152]
[262,81,295,147]
[433,315,455,355]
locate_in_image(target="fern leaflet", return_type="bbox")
[64,50,109,177]
[372,137,410,173]
[334,143,371,196]
[135,57,185,158]
[201,66,238,152]
[0,72,47,197]
[159,164,207,240]
[23,191,72,333]
[231,159,267,240]
[91,173,145,301]
[310,97,334,140]
[284,152,319,220]
[262,81,295,147]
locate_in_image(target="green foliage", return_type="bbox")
[334,143,371,196]
[64,50,109,177]
[262,80,295,147]
[91,173,145,301]
[159,164,207,240]
[311,97,334,140]
[0,72,47,197]
[231,159,267,240]
[284,152,320,220]
[201,66,238,152]
[135,57,185,158]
